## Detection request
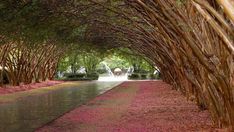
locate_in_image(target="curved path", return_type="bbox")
[37,81,217,132]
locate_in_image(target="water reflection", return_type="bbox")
[0,81,121,132]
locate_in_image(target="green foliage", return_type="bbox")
[0,0,85,47]
[128,73,148,80]
[64,73,86,79]
[128,73,160,80]
[96,69,107,74]
[86,72,99,80]
[61,72,99,81]
[100,54,131,69]
[148,72,161,80]
[99,48,155,73]
[140,74,147,79]
[58,45,105,74]
[148,73,157,79]
[0,1,156,82]
[115,49,155,72]
[82,50,104,73]
[128,73,140,80]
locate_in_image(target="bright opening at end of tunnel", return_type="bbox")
[98,74,128,81]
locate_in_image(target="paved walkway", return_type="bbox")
[0,81,122,132]
[37,81,217,132]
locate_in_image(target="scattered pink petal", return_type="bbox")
[37,81,222,132]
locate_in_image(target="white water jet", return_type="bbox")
[98,62,128,81]
[101,62,114,77]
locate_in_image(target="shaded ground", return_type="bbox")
[0,82,83,104]
[37,81,218,132]
[0,81,121,132]
[0,81,63,95]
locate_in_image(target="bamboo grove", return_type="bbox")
[0,0,233,129]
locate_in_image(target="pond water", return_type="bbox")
[0,81,122,132]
